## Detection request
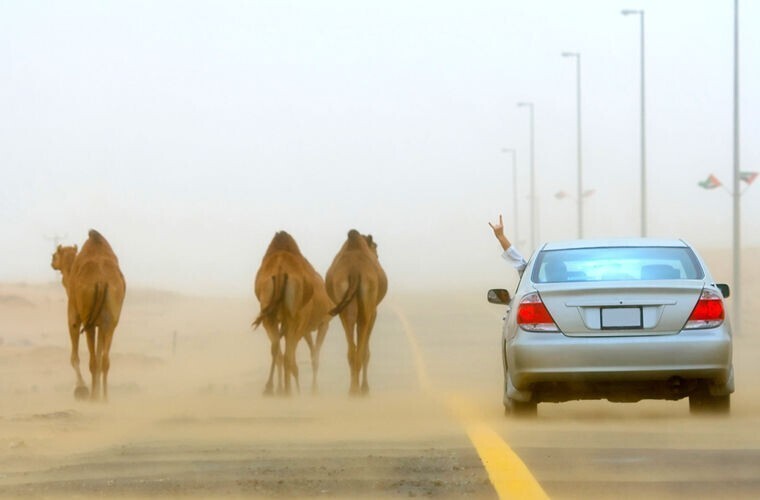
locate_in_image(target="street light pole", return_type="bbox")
[517,102,536,251]
[562,51,583,238]
[622,9,647,237]
[732,0,741,334]
[501,148,519,247]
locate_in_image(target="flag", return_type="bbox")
[698,174,721,190]
[554,190,567,200]
[740,171,758,185]
[582,189,596,198]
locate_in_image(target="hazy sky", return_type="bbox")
[1,0,758,295]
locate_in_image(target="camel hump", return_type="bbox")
[266,231,302,256]
[88,229,106,242]
[82,229,118,259]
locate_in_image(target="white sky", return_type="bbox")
[1,0,758,296]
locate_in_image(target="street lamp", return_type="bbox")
[732,0,741,334]
[501,148,519,248]
[517,101,536,251]
[622,8,647,237]
[561,51,583,238]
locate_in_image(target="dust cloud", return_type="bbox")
[0,279,492,498]
[1,248,759,498]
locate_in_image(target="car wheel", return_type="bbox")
[505,398,537,417]
[689,390,730,416]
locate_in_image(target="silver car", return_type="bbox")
[488,238,734,417]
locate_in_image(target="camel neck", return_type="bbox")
[58,256,76,294]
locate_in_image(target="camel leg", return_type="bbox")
[283,333,300,396]
[315,320,328,359]
[302,331,318,394]
[98,325,115,402]
[85,327,99,401]
[276,343,285,394]
[340,312,360,396]
[358,310,378,395]
[67,317,88,400]
[263,320,280,396]
[264,340,280,396]
[275,324,287,395]
[312,320,329,394]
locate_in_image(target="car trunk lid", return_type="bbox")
[534,280,704,336]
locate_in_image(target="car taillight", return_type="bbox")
[517,292,559,332]
[684,289,725,329]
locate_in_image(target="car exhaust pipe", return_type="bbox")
[668,376,685,396]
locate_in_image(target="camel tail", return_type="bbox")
[329,274,360,316]
[80,283,109,333]
[252,274,288,328]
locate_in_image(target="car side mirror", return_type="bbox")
[717,283,730,298]
[487,289,511,305]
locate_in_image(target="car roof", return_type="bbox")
[540,238,690,251]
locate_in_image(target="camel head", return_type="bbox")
[265,230,302,255]
[51,244,77,273]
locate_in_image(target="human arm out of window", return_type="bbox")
[502,246,527,276]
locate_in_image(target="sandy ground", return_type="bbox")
[0,283,495,499]
[1,249,759,499]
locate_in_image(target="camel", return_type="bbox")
[326,229,387,396]
[50,229,126,401]
[252,231,333,396]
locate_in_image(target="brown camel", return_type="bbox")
[326,229,387,396]
[252,231,333,396]
[51,230,126,401]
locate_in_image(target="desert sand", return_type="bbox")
[1,249,759,499]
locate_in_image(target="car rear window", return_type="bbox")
[531,246,704,283]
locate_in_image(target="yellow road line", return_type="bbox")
[445,394,550,500]
[465,422,549,499]
[392,302,549,500]
[390,303,432,392]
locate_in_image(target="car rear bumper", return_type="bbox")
[506,326,733,402]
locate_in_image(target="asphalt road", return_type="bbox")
[2,289,760,499]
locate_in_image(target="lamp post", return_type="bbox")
[732,0,741,334]
[622,8,647,237]
[517,102,536,251]
[561,51,583,238]
[501,148,519,247]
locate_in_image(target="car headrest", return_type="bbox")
[641,264,680,280]
[545,261,568,281]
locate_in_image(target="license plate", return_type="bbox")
[600,307,643,330]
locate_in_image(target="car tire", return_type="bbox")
[689,391,730,416]
[505,398,537,417]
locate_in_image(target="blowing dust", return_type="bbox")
[0,248,759,498]
[0,278,493,498]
